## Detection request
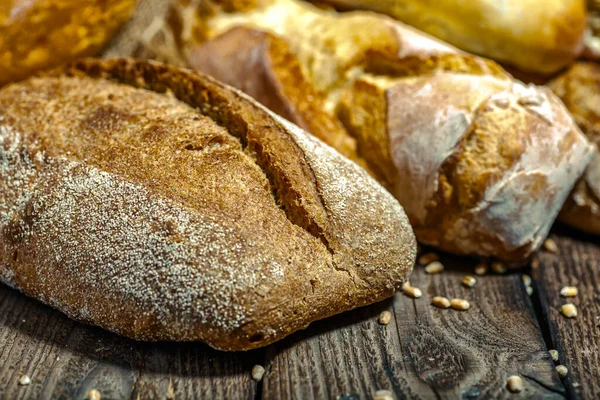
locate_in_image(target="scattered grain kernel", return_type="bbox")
[506,375,524,393]
[474,263,488,276]
[378,311,392,325]
[403,286,423,299]
[560,286,578,297]
[491,262,507,274]
[432,296,451,309]
[373,389,394,400]
[522,274,532,287]
[419,252,439,265]
[549,349,559,362]
[88,389,101,400]
[252,365,266,382]
[462,275,476,288]
[425,261,444,274]
[543,238,558,253]
[401,280,411,291]
[526,286,533,296]
[560,304,577,318]
[450,298,470,311]
[18,375,31,386]
[556,365,568,378]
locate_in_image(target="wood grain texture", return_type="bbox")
[0,285,258,400]
[261,256,564,400]
[534,230,600,399]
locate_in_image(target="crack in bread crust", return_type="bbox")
[49,57,336,255]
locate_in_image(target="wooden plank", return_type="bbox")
[261,256,565,400]
[0,285,258,400]
[534,230,600,399]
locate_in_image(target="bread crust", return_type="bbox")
[549,62,600,234]
[0,0,136,85]
[0,58,415,350]
[321,0,587,75]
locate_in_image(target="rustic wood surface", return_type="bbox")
[534,229,600,400]
[262,258,563,400]
[0,234,598,399]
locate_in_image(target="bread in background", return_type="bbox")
[549,62,600,234]
[0,0,136,85]
[316,0,587,76]
[140,0,594,261]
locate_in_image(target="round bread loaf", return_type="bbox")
[0,58,416,350]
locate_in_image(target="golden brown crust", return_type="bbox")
[339,68,594,261]
[320,0,587,75]
[548,62,600,234]
[0,0,136,85]
[188,26,358,159]
[0,58,415,350]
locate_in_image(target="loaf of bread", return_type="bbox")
[0,0,136,85]
[0,58,416,350]
[549,62,600,234]
[584,0,600,59]
[318,0,587,75]
[141,0,594,261]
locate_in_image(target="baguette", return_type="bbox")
[548,62,600,234]
[0,58,416,350]
[142,0,594,261]
[318,0,587,75]
[0,0,136,85]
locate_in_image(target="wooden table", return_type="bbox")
[1,226,598,399]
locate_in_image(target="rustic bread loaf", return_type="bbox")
[0,58,416,351]
[549,62,600,234]
[318,0,587,75]
[0,0,136,85]
[141,0,594,261]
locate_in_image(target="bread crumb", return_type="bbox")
[424,261,444,274]
[474,262,488,276]
[378,310,392,325]
[373,389,394,400]
[506,375,524,393]
[88,389,101,400]
[431,296,451,309]
[491,262,507,274]
[402,286,422,299]
[560,304,577,318]
[549,349,559,362]
[522,274,532,287]
[526,286,533,296]
[450,298,470,311]
[560,286,578,297]
[543,238,558,253]
[462,275,476,288]
[556,365,568,378]
[18,375,31,386]
[252,365,266,382]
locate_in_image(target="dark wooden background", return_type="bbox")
[1,226,598,400]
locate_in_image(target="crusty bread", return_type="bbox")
[0,0,136,85]
[0,58,416,351]
[141,0,594,261]
[319,0,587,75]
[549,62,600,234]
